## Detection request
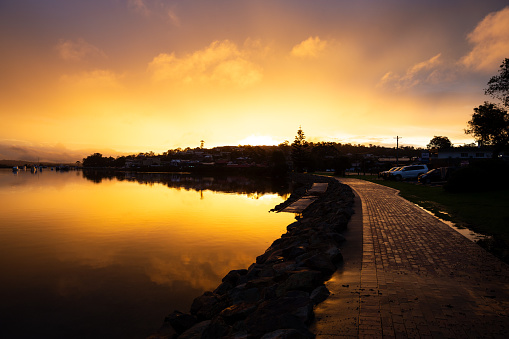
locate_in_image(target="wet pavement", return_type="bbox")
[312,178,509,338]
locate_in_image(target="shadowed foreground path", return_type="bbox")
[312,178,509,338]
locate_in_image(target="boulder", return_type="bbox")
[219,302,258,323]
[310,285,330,305]
[302,253,337,276]
[228,285,261,305]
[190,292,230,320]
[278,269,323,294]
[214,281,233,295]
[282,245,307,259]
[165,310,197,334]
[222,269,248,285]
[244,296,313,336]
[178,320,211,339]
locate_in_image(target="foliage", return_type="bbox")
[291,127,309,172]
[427,136,452,149]
[465,102,509,157]
[333,156,351,176]
[270,150,288,176]
[83,153,115,167]
[444,159,509,193]
[485,58,509,108]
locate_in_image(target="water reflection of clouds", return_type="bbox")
[0,169,295,337]
[147,251,258,291]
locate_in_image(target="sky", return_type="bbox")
[1,0,509,162]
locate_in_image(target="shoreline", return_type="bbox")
[150,174,355,339]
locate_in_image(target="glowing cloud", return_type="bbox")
[291,37,328,58]
[60,70,121,88]
[461,6,509,72]
[167,9,180,27]
[56,38,106,62]
[378,54,442,91]
[148,40,263,87]
[128,0,150,16]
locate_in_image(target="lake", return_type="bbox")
[0,168,295,338]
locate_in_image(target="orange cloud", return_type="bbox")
[127,0,150,16]
[59,70,122,88]
[461,6,509,72]
[167,9,180,27]
[378,54,442,90]
[147,40,263,87]
[56,38,106,62]
[291,36,328,58]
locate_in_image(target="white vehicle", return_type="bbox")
[388,164,428,181]
[379,166,402,179]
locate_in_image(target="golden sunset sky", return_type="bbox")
[1,0,509,162]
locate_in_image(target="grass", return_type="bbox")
[344,174,509,261]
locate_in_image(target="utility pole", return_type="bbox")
[394,136,402,166]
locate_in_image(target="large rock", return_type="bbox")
[178,320,211,339]
[244,296,314,337]
[310,285,330,305]
[227,285,261,305]
[302,253,337,276]
[190,292,230,320]
[277,269,323,295]
[222,269,248,285]
[165,310,197,334]
[219,302,258,323]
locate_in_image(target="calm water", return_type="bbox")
[0,169,294,338]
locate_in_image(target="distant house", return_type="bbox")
[434,147,492,160]
[142,158,161,166]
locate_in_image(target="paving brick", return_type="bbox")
[314,178,509,338]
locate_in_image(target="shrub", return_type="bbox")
[444,159,509,193]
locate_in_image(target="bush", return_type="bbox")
[444,159,509,193]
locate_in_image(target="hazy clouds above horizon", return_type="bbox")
[1,0,508,161]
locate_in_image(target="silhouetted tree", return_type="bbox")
[291,127,309,172]
[309,142,340,171]
[333,156,351,176]
[427,136,452,149]
[270,150,288,176]
[83,153,108,167]
[465,102,509,158]
[485,58,509,108]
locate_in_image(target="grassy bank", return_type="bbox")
[343,174,509,262]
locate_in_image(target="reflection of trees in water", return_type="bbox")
[82,170,291,198]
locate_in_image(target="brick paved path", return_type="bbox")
[313,178,509,338]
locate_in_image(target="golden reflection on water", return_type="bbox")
[0,169,294,338]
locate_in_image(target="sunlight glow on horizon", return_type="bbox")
[237,135,281,147]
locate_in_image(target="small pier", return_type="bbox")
[281,182,328,213]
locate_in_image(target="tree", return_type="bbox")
[485,58,509,108]
[427,136,452,149]
[291,126,309,172]
[465,102,509,158]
